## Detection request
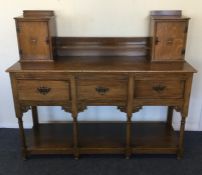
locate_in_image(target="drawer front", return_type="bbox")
[78,79,127,101]
[17,80,70,101]
[134,80,185,99]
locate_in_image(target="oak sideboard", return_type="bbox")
[6,10,197,159]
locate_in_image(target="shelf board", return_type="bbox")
[26,123,73,154]
[25,122,178,155]
[78,122,126,148]
[132,122,178,154]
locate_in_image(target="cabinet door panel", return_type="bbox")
[154,21,187,61]
[17,21,50,60]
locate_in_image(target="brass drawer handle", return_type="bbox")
[95,86,109,95]
[152,84,166,93]
[37,86,51,95]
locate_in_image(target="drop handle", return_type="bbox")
[95,86,109,95]
[37,86,51,95]
[152,84,166,93]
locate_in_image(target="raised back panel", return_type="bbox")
[55,37,150,57]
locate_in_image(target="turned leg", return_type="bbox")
[177,115,186,159]
[167,106,174,127]
[31,106,39,128]
[126,115,132,159]
[70,76,79,159]
[73,116,79,160]
[177,75,192,159]
[18,117,27,160]
[125,75,134,159]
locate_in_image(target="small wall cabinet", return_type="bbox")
[150,10,190,62]
[14,10,56,62]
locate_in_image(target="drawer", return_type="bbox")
[134,80,185,99]
[17,80,70,101]
[78,79,127,101]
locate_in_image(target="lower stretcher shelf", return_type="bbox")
[25,122,178,156]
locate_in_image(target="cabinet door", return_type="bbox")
[154,21,187,61]
[17,21,51,61]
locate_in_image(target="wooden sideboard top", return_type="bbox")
[6,56,196,73]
